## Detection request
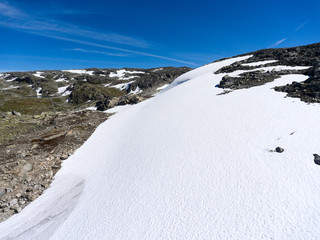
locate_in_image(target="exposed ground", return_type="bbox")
[0,66,191,222]
[0,110,111,221]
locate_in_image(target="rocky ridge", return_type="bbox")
[216,42,320,103]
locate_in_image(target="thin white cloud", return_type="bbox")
[32,32,200,66]
[0,2,199,66]
[67,48,128,57]
[271,38,287,47]
[0,18,150,48]
[0,2,24,18]
[0,54,122,64]
[295,20,309,32]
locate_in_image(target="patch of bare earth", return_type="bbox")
[0,110,110,222]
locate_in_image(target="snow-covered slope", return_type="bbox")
[1,55,320,239]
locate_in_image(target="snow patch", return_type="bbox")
[129,86,142,94]
[36,88,42,97]
[152,68,163,72]
[242,60,278,66]
[109,69,145,80]
[62,90,71,96]
[2,85,19,90]
[33,72,45,78]
[111,81,135,90]
[57,86,69,94]
[55,78,68,82]
[164,55,253,92]
[86,106,97,111]
[5,78,17,82]
[0,74,9,79]
[228,65,311,77]
[62,70,94,75]
[157,84,169,91]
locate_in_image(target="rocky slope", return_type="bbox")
[0,66,190,222]
[0,67,191,114]
[216,42,320,103]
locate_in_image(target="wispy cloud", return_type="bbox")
[66,48,128,57]
[271,38,287,48]
[0,17,150,48]
[30,32,200,66]
[295,20,309,32]
[270,20,310,49]
[0,54,121,64]
[0,2,25,18]
[0,2,149,48]
[0,2,198,66]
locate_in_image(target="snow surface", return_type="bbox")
[111,80,135,90]
[227,65,311,77]
[35,87,42,97]
[62,70,94,75]
[55,77,67,82]
[0,74,10,80]
[152,68,163,72]
[2,85,19,90]
[129,86,142,94]
[2,55,320,239]
[57,86,69,94]
[33,72,45,78]
[109,69,145,80]
[157,84,169,91]
[242,59,278,66]
[62,90,71,96]
[86,106,97,111]
[5,77,17,82]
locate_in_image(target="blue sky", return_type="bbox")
[0,0,319,71]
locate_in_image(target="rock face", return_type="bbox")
[216,42,320,103]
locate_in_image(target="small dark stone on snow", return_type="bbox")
[313,154,320,165]
[275,147,284,153]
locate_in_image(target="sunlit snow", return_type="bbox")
[109,69,145,80]
[227,65,311,77]
[1,56,320,239]
[33,72,45,78]
[242,59,278,66]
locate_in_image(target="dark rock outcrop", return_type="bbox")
[68,83,124,104]
[217,42,320,103]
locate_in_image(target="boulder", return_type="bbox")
[275,147,284,153]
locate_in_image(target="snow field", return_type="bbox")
[1,56,320,239]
